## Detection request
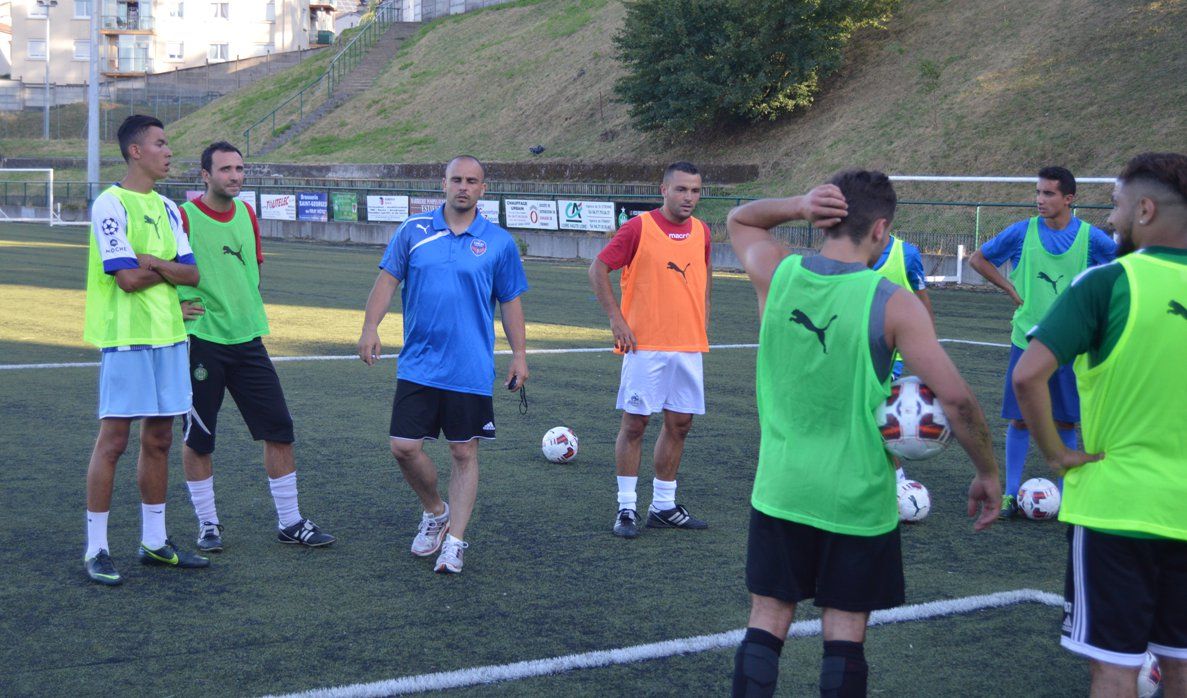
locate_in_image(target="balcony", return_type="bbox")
[310,0,337,10]
[103,55,153,76]
[100,14,154,32]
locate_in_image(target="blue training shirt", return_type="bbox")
[979,217,1116,268]
[379,206,529,396]
[872,235,927,290]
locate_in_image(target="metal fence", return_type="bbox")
[413,0,515,21]
[13,179,1112,252]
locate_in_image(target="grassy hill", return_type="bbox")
[3,0,1183,199]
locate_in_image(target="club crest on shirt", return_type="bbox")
[470,239,487,257]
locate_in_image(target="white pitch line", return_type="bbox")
[0,339,1007,372]
[266,588,1061,698]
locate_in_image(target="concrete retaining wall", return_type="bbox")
[259,218,989,284]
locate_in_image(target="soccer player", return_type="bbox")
[872,233,934,484]
[358,155,528,575]
[177,141,335,552]
[82,115,208,585]
[727,170,1001,697]
[968,166,1116,519]
[589,161,713,538]
[1013,152,1187,698]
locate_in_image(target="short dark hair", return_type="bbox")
[1117,152,1187,204]
[1038,166,1076,196]
[664,161,699,181]
[825,169,896,243]
[445,154,485,179]
[200,141,243,174]
[117,114,165,162]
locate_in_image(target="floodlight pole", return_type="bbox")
[86,0,100,203]
[38,0,60,140]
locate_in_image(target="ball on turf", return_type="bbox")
[897,479,931,522]
[1138,652,1162,698]
[876,376,952,460]
[1017,477,1061,520]
[541,426,578,463]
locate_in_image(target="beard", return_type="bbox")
[1116,234,1136,257]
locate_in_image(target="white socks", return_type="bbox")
[650,478,677,512]
[85,510,109,559]
[141,502,167,549]
[269,472,302,529]
[616,476,638,511]
[186,476,219,526]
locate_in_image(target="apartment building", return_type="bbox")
[6,0,340,85]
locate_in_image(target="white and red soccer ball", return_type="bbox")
[876,376,952,460]
[897,479,931,522]
[541,426,578,463]
[1018,477,1061,520]
[1138,652,1162,698]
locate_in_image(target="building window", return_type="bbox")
[74,0,92,18]
[29,4,49,19]
[168,2,184,18]
[210,2,229,19]
[28,40,47,60]
[74,40,91,60]
[208,43,229,61]
[166,42,184,60]
[265,1,276,22]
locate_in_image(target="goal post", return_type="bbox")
[0,168,63,225]
[887,175,1116,284]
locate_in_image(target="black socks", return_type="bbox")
[820,640,868,698]
[732,627,784,698]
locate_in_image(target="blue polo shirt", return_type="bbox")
[872,235,927,290]
[979,216,1116,268]
[379,206,529,396]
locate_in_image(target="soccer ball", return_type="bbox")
[1017,477,1061,520]
[897,479,931,522]
[541,426,578,463]
[876,376,952,460]
[1138,652,1162,698]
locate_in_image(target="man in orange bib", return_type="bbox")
[589,162,712,538]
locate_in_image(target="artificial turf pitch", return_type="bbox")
[0,223,1088,696]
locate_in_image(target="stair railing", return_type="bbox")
[243,0,403,156]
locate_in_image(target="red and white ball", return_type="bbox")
[1138,652,1162,698]
[876,376,952,460]
[1018,477,1061,520]
[897,479,931,522]
[541,426,579,463]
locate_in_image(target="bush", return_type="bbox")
[613,0,899,134]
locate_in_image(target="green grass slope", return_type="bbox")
[264,0,1184,191]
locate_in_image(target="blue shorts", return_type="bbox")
[1001,344,1080,423]
[891,359,904,381]
[97,342,192,419]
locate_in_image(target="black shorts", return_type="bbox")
[746,507,905,613]
[1063,525,1187,666]
[390,380,495,442]
[183,336,294,454]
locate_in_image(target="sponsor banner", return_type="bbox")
[331,192,358,221]
[237,190,257,212]
[297,192,328,222]
[504,199,558,230]
[613,201,662,229]
[559,199,616,232]
[410,196,445,216]
[260,193,297,221]
[366,195,410,222]
[477,199,500,224]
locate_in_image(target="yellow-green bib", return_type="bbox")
[1009,218,1089,348]
[874,237,910,363]
[1064,253,1187,540]
[83,186,187,348]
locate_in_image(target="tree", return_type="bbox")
[613,0,899,134]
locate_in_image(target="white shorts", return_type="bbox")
[616,350,705,415]
[97,342,192,419]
